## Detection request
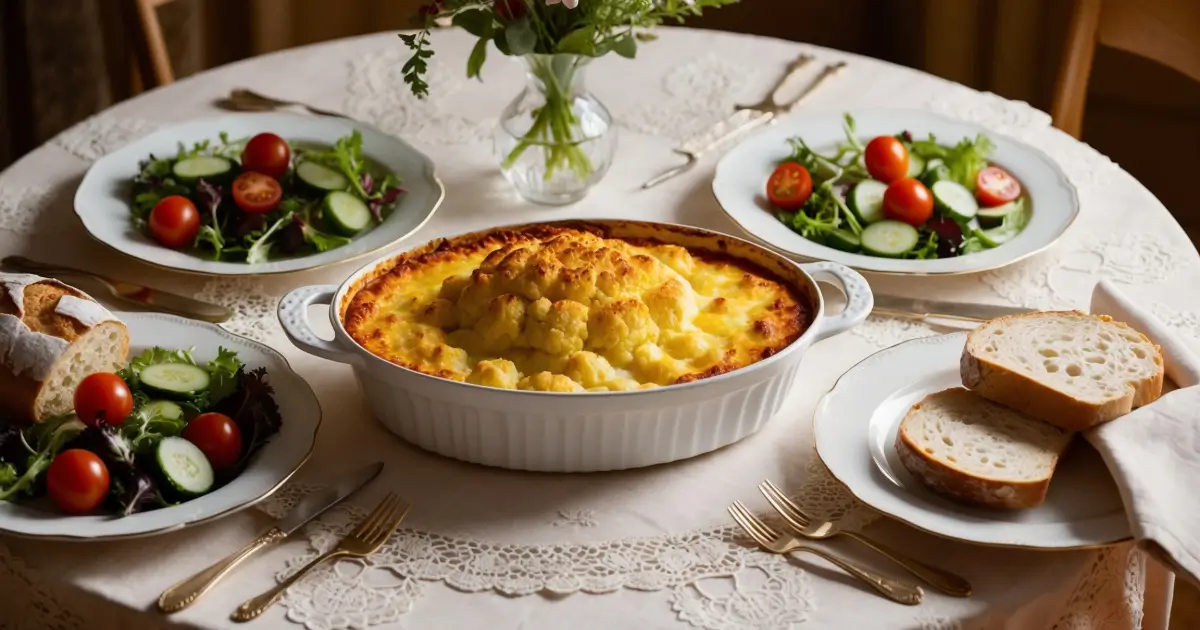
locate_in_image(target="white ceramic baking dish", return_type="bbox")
[278,219,872,472]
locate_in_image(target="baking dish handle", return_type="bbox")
[800,261,874,341]
[278,285,360,365]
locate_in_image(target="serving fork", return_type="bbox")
[728,501,923,605]
[231,493,410,622]
[218,88,348,119]
[758,480,972,597]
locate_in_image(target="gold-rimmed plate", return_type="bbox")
[813,333,1131,550]
[74,113,444,277]
[713,109,1079,276]
[0,312,320,541]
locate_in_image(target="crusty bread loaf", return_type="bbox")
[895,388,1075,510]
[0,274,129,423]
[960,311,1163,432]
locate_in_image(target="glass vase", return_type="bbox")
[494,54,616,206]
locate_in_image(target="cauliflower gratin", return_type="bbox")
[343,226,810,392]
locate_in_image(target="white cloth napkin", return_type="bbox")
[1086,279,1200,588]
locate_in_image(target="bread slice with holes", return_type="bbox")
[0,274,129,423]
[896,387,1076,510]
[960,311,1163,432]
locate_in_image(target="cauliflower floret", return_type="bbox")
[473,294,526,353]
[631,342,682,384]
[517,371,584,392]
[466,359,520,389]
[556,265,598,304]
[419,298,458,329]
[525,298,589,356]
[650,244,696,277]
[455,271,498,327]
[413,336,471,374]
[438,274,472,301]
[563,351,617,389]
[662,330,714,360]
[642,278,697,331]
[586,298,659,366]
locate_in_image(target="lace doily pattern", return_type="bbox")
[926,88,1051,139]
[619,53,758,142]
[50,115,160,161]
[0,542,83,630]
[850,315,939,349]
[1151,303,1200,342]
[1053,544,1146,630]
[913,615,963,630]
[196,277,283,342]
[345,49,493,146]
[0,186,54,236]
[671,555,816,630]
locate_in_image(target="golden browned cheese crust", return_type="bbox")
[344,226,810,392]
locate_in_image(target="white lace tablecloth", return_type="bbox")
[1,27,1196,630]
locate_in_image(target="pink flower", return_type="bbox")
[546,0,580,8]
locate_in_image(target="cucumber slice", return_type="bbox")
[142,400,184,421]
[172,156,233,183]
[861,220,920,258]
[156,437,214,497]
[919,159,951,188]
[296,161,350,192]
[977,225,1016,248]
[976,199,1024,228]
[825,228,861,253]
[905,153,926,179]
[140,363,210,399]
[323,191,371,236]
[931,180,979,222]
[848,180,888,224]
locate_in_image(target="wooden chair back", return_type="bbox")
[1052,0,1200,138]
[109,0,176,97]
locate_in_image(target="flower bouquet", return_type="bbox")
[402,0,739,204]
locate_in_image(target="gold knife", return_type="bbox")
[1,256,234,323]
[642,58,847,189]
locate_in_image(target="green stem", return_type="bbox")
[502,55,596,183]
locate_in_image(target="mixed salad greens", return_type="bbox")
[132,130,405,264]
[766,114,1030,260]
[0,347,282,516]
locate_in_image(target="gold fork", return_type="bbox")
[231,493,410,622]
[728,501,923,605]
[759,480,972,597]
[218,88,349,119]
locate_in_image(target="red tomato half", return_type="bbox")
[240,133,291,179]
[149,196,201,249]
[47,450,110,515]
[74,373,134,427]
[183,412,243,471]
[231,172,283,214]
[766,162,814,210]
[883,178,934,227]
[864,136,910,183]
[975,166,1022,207]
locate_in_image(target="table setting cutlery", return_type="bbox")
[232,491,411,622]
[1,256,234,323]
[870,293,1031,324]
[217,88,348,118]
[642,56,847,189]
[158,462,385,614]
[727,500,924,605]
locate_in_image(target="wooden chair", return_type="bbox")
[111,0,177,96]
[1052,0,1200,138]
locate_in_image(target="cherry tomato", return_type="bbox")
[148,196,201,249]
[46,450,110,515]
[74,373,134,427]
[883,178,934,227]
[864,136,910,184]
[766,162,814,210]
[975,166,1022,207]
[183,413,243,471]
[240,133,291,179]
[231,172,283,214]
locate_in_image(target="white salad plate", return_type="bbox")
[713,109,1079,276]
[74,113,445,276]
[0,312,321,541]
[813,332,1131,549]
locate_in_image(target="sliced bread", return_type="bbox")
[0,274,129,423]
[895,388,1076,510]
[960,311,1163,432]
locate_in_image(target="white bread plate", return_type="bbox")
[713,109,1079,276]
[74,113,444,276]
[0,312,320,541]
[814,332,1131,549]
[279,219,874,473]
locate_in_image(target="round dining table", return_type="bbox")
[1,27,1196,630]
